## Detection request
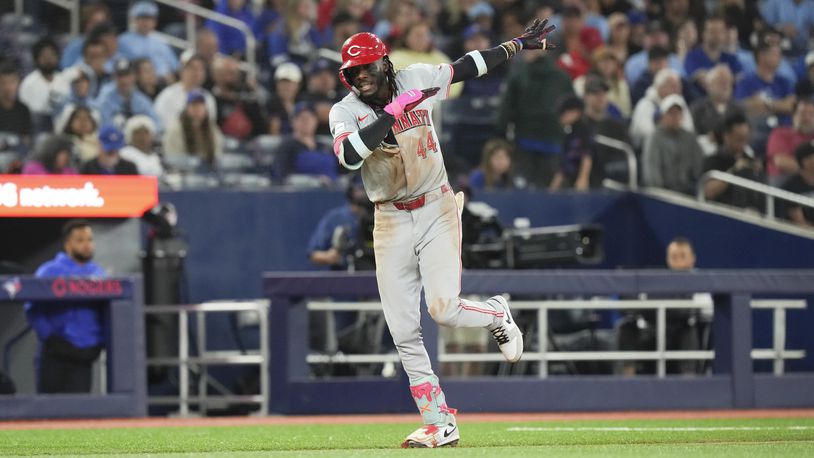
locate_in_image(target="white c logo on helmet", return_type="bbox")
[347,45,362,57]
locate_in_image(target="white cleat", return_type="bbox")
[401,416,459,448]
[488,295,524,363]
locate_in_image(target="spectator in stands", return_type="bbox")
[674,19,698,66]
[555,6,603,81]
[55,104,100,162]
[582,76,631,182]
[118,1,179,84]
[732,27,798,87]
[25,220,106,393]
[722,0,759,49]
[72,39,109,99]
[266,0,324,67]
[606,13,632,62]
[211,55,268,140]
[459,25,506,97]
[121,114,163,176]
[630,45,670,104]
[194,28,222,74]
[499,53,574,188]
[780,141,814,227]
[94,58,160,129]
[631,68,694,149]
[163,90,223,165]
[760,0,814,54]
[684,15,742,94]
[22,134,77,175]
[89,22,123,75]
[268,62,303,136]
[133,58,163,101]
[766,98,814,186]
[206,0,256,57]
[795,51,814,98]
[625,22,684,87]
[690,65,743,139]
[468,138,515,191]
[19,38,67,132]
[642,94,704,194]
[301,58,341,136]
[0,62,32,148]
[80,125,138,175]
[550,95,595,191]
[375,1,424,47]
[702,113,764,210]
[735,41,796,133]
[154,55,217,130]
[327,10,363,53]
[60,3,111,70]
[575,47,631,118]
[53,67,94,116]
[274,102,336,183]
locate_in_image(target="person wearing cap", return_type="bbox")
[162,90,223,165]
[582,75,630,182]
[459,24,506,97]
[702,112,764,210]
[575,47,631,118]
[780,141,814,226]
[631,68,694,149]
[642,93,704,194]
[154,54,217,129]
[268,62,304,135]
[118,1,179,83]
[211,55,268,139]
[94,57,160,130]
[766,98,814,186]
[624,21,685,86]
[301,58,341,135]
[22,134,77,175]
[274,102,336,182]
[80,125,139,175]
[120,114,163,176]
[55,104,101,162]
[205,0,256,57]
[549,95,596,191]
[684,14,742,92]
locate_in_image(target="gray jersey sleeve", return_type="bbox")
[400,63,455,103]
[329,102,359,148]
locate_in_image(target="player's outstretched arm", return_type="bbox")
[334,88,440,169]
[450,17,556,84]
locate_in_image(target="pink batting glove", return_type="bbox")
[384,87,440,118]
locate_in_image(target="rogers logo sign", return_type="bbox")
[51,278,124,298]
[0,182,105,209]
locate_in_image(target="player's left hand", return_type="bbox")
[515,18,557,50]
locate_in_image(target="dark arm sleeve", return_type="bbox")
[341,112,396,166]
[450,46,510,84]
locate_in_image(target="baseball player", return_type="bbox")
[329,19,556,448]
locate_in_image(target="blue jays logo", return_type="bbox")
[2,277,22,299]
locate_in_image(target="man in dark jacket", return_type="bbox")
[25,220,107,393]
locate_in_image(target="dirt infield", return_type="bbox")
[1,409,813,431]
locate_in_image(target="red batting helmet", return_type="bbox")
[339,32,387,91]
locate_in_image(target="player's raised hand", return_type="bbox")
[384,87,441,118]
[515,18,557,50]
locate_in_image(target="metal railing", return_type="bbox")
[14,0,79,35]
[595,134,638,190]
[305,297,806,378]
[144,301,269,416]
[152,0,257,79]
[697,170,814,221]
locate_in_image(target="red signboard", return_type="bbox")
[0,175,158,217]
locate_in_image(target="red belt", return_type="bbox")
[390,184,451,211]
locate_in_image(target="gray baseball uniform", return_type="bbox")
[329,64,504,398]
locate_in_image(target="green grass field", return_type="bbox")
[2,417,813,457]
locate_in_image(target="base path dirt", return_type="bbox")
[1,409,813,431]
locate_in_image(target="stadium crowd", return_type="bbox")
[0,0,813,226]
